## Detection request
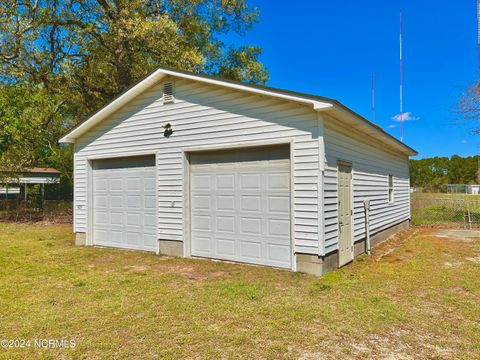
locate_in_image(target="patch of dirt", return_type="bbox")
[295,328,453,360]
[123,261,230,281]
[373,228,419,262]
[126,265,149,272]
[443,261,464,268]
[433,229,480,243]
[466,255,480,264]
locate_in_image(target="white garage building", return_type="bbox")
[60,68,417,275]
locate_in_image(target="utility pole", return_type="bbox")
[399,10,404,142]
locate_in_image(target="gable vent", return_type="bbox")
[163,82,174,104]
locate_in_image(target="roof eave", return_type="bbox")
[328,103,417,157]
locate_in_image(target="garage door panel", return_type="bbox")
[126,195,141,208]
[109,195,123,208]
[190,146,291,269]
[191,174,211,189]
[126,213,141,226]
[267,244,291,262]
[216,196,234,211]
[216,174,235,189]
[94,229,108,243]
[126,178,143,191]
[143,214,157,227]
[144,177,156,190]
[125,232,141,245]
[240,217,262,235]
[240,196,261,212]
[192,195,211,210]
[144,195,156,209]
[240,174,261,189]
[240,241,262,259]
[214,237,234,255]
[93,156,157,252]
[268,173,290,189]
[267,219,290,237]
[267,196,290,213]
[109,230,123,243]
[192,235,212,253]
[216,216,235,233]
[109,178,123,191]
[192,215,212,231]
[95,195,108,208]
[95,212,108,225]
[110,212,123,225]
[95,179,108,191]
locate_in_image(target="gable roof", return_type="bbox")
[59,67,417,156]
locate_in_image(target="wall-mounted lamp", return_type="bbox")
[162,123,173,138]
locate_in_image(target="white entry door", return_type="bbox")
[338,162,353,266]
[93,156,157,252]
[190,146,292,269]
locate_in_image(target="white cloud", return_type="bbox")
[461,139,468,144]
[391,112,419,122]
[388,124,397,128]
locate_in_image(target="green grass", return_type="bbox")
[411,206,473,225]
[411,193,480,226]
[1,224,480,359]
[412,192,480,200]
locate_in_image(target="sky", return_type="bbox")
[225,0,479,159]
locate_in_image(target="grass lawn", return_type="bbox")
[411,193,480,227]
[0,224,479,359]
[411,192,480,201]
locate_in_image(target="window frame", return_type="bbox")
[388,174,394,204]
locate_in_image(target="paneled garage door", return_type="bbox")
[190,146,291,269]
[93,156,157,252]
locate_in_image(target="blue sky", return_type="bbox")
[225,0,478,159]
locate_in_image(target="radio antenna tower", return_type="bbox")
[371,72,375,123]
[477,0,480,79]
[399,10,404,142]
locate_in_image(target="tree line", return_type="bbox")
[410,155,480,192]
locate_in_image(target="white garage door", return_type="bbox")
[190,146,291,269]
[93,156,157,252]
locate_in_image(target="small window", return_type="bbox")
[388,174,394,203]
[163,82,174,104]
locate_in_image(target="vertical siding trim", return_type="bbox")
[317,113,326,256]
[290,138,296,270]
[181,149,191,257]
[73,145,77,233]
[86,159,94,246]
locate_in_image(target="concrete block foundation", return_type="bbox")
[158,239,184,257]
[296,220,410,276]
[75,232,86,246]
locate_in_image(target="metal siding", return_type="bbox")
[73,77,321,254]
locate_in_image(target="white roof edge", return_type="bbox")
[59,68,333,143]
[331,104,417,156]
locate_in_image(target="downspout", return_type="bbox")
[364,200,371,255]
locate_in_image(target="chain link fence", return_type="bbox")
[0,200,72,223]
[411,196,480,228]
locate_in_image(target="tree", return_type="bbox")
[0,0,268,195]
[410,155,480,192]
[0,84,72,184]
[458,82,480,134]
